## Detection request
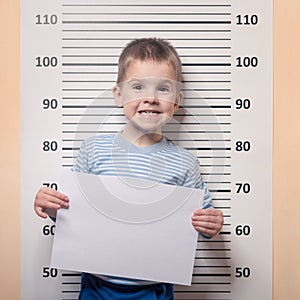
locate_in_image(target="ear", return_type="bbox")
[174,91,183,112]
[113,85,123,107]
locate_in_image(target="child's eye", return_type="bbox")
[132,84,143,90]
[159,85,171,92]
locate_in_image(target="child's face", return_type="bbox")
[113,60,183,135]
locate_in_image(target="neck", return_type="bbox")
[121,123,163,147]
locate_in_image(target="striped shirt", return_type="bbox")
[74,132,213,285]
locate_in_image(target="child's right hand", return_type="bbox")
[34,187,69,219]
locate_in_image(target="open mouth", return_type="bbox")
[138,110,161,116]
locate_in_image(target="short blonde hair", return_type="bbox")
[117,38,183,83]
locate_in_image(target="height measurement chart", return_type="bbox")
[21,1,272,300]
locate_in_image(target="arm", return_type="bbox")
[187,157,224,237]
[34,139,89,219]
[192,179,224,237]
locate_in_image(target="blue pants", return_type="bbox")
[78,273,174,300]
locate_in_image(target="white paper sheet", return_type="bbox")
[51,170,204,285]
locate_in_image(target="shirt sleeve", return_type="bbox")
[186,156,214,209]
[73,140,90,173]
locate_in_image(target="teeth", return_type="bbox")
[140,111,159,115]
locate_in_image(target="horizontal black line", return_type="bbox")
[62,114,231,118]
[62,147,80,151]
[174,297,230,300]
[195,257,230,259]
[63,146,230,151]
[62,80,115,82]
[189,89,231,92]
[197,249,231,251]
[62,273,81,277]
[62,290,80,293]
[62,139,84,142]
[184,63,231,66]
[62,97,100,99]
[62,46,231,50]
[62,105,115,108]
[62,56,231,59]
[62,72,117,74]
[185,147,231,151]
[184,80,231,82]
[61,46,231,49]
[62,88,110,91]
[62,38,231,41]
[202,173,231,176]
[62,282,81,284]
[215,206,231,209]
[170,140,231,142]
[62,13,231,16]
[198,240,231,243]
[62,131,231,134]
[62,4,231,7]
[176,290,231,293]
[192,274,231,277]
[62,122,230,125]
[198,156,231,158]
[193,265,231,268]
[219,231,231,235]
[62,21,231,24]
[188,97,231,100]
[62,29,231,32]
[183,72,231,74]
[178,114,231,117]
[62,131,116,133]
[62,105,231,109]
[63,63,116,66]
[209,189,231,192]
[62,63,231,67]
[184,105,231,108]
[62,114,124,116]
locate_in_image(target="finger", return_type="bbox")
[192,219,222,229]
[192,220,223,235]
[34,206,48,219]
[193,225,218,237]
[193,208,222,216]
[45,193,69,207]
[37,192,69,208]
[192,214,222,224]
[39,187,69,201]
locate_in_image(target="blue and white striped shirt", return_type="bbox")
[74,132,213,285]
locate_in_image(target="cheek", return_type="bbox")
[163,103,176,115]
[123,102,140,116]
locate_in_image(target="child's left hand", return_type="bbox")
[191,209,224,237]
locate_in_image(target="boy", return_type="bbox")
[34,38,223,299]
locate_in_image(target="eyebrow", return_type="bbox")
[126,78,175,85]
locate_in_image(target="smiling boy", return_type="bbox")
[34,38,223,300]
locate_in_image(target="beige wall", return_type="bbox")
[273,0,300,298]
[1,0,299,298]
[0,0,20,298]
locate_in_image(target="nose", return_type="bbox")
[142,87,159,104]
[142,96,159,104]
